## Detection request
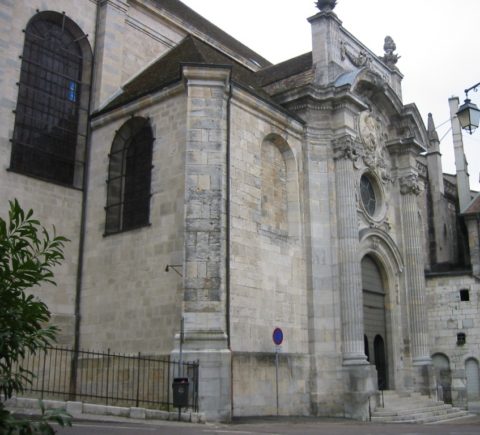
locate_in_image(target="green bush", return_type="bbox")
[0,200,71,434]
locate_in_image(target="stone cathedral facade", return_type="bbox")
[1,0,480,421]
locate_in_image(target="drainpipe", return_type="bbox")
[226,78,233,415]
[69,0,100,399]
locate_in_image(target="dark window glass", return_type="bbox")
[11,17,83,185]
[360,174,376,216]
[105,118,153,235]
[460,289,470,302]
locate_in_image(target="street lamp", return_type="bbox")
[456,82,480,134]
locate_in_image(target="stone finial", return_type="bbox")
[316,0,337,12]
[381,35,400,67]
[427,113,439,144]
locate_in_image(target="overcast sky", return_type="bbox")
[181,0,480,190]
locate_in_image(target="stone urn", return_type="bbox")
[316,0,337,12]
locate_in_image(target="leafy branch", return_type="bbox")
[0,200,71,433]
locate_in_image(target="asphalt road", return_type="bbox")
[54,416,480,435]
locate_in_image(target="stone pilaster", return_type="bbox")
[175,65,232,421]
[399,173,430,363]
[399,173,433,393]
[333,135,368,365]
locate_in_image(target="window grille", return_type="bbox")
[360,174,377,216]
[105,118,154,235]
[10,15,84,185]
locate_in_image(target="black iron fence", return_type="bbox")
[14,346,199,412]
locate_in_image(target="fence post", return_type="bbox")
[41,349,47,400]
[195,360,199,412]
[167,355,171,412]
[69,346,78,402]
[106,348,110,406]
[135,352,141,408]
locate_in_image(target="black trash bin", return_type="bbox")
[172,377,189,408]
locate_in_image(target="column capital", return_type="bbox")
[333,135,361,162]
[182,65,231,90]
[399,173,421,196]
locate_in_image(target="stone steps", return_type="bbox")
[371,390,471,423]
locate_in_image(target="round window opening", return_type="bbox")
[360,174,377,216]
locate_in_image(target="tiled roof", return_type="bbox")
[463,193,480,215]
[95,35,304,120]
[152,0,271,68]
[257,52,313,87]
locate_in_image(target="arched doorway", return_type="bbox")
[466,358,480,401]
[374,335,387,390]
[432,353,452,404]
[362,255,388,390]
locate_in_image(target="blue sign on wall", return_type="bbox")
[272,327,283,346]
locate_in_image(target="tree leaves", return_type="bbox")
[0,200,70,433]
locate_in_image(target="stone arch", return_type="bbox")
[359,229,403,390]
[337,68,403,119]
[361,254,388,389]
[260,133,300,238]
[359,229,404,279]
[338,67,429,147]
[432,353,452,404]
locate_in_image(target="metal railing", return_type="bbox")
[13,346,199,412]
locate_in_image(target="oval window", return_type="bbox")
[360,174,377,216]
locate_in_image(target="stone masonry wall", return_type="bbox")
[232,352,310,416]
[229,93,309,415]
[81,91,187,354]
[426,274,480,407]
[229,100,307,355]
[0,0,98,345]
[94,0,186,109]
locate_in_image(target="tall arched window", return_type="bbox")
[10,12,92,187]
[105,117,154,235]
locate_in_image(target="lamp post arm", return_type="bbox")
[465,82,480,98]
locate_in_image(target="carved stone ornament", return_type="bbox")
[333,136,361,162]
[381,35,400,68]
[358,111,392,183]
[316,0,337,12]
[341,41,371,68]
[399,174,421,196]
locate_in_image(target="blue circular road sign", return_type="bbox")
[272,327,283,345]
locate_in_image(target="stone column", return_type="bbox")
[399,173,430,365]
[175,65,232,421]
[333,135,368,366]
